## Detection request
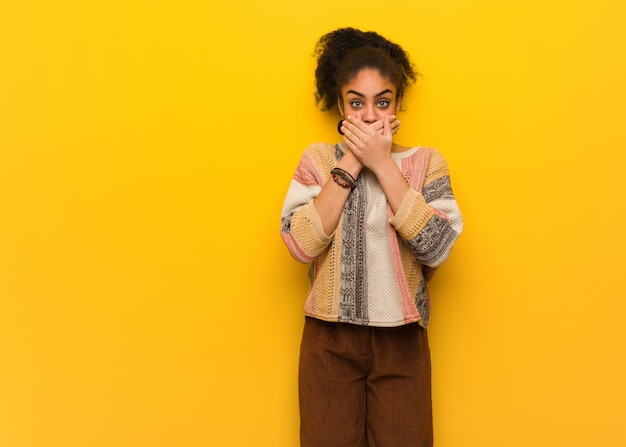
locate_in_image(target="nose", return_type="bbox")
[362,106,377,124]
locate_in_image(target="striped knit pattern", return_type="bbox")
[280,142,463,327]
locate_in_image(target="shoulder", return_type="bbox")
[293,142,340,184]
[303,142,338,157]
[301,142,341,166]
[423,147,452,184]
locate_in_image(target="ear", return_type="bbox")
[337,97,344,117]
[395,96,402,113]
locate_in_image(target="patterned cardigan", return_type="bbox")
[280,142,463,328]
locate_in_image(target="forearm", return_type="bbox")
[371,158,410,214]
[313,151,363,236]
[390,163,463,268]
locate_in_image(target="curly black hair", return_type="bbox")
[313,28,418,112]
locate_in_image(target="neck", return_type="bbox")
[391,143,410,153]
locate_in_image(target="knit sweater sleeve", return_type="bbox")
[389,149,463,267]
[280,143,335,263]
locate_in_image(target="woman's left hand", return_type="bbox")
[341,113,395,173]
[371,115,400,135]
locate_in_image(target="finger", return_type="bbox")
[341,122,361,148]
[383,115,392,137]
[340,119,357,139]
[391,118,400,135]
[370,120,385,133]
[341,115,361,138]
[346,114,371,134]
[370,115,398,134]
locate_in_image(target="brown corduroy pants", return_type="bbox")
[299,317,433,447]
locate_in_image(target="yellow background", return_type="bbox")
[1,1,625,446]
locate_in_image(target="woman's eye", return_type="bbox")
[350,100,362,108]
[377,100,390,108]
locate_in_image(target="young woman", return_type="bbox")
[280,27,463,447]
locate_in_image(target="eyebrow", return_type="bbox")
[346,88,394,97]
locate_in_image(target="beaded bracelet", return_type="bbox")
[331,167,357,189]
[331,172,352,189]
[330,167,357,190]
[332,167,357,185]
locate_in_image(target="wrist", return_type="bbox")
[371,155,407,192]
[330,167,357,190]
[370,156,396,178]
[338,149,363,178]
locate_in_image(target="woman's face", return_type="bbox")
[338,69,400,124]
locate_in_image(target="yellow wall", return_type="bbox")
[1,1,625,446]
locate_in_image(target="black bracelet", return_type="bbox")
[330,167,357,190]
[333,167,357,185]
